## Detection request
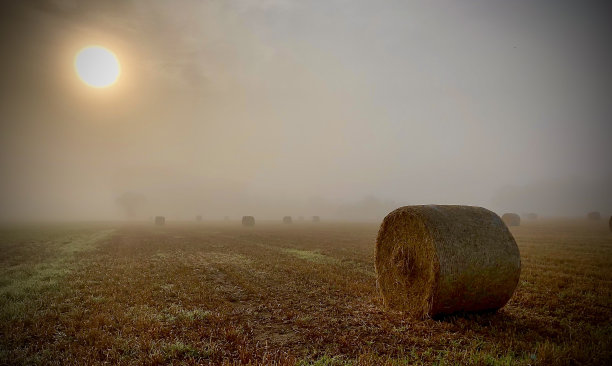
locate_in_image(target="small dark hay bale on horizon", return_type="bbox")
[283,216,292,224]
[375,205,521,318]
[587,211,601,221]
[196,215,202,222]
[502,213,521,227]
[312,216,320,223]
[525,213,538,220]
[154,216,165,226]
[242,216,255,226]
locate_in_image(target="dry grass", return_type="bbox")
[0,219,611,365]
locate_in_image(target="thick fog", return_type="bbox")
[1,0,611,221]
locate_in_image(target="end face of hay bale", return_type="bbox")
[312,216,320,222]
[587,211,601,221]
[154,216,165,226]
[283,216,293,224]
[375,205,521,318]
[242,216,255,226]
[502,213,520,227]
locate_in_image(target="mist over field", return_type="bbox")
[1,0,611,221]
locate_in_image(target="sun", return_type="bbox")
[74,46,120,88]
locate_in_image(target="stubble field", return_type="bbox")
[0,219,611,365]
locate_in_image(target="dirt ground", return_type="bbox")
[1,219,611,365]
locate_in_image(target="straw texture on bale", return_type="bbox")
[502,213,520,227]
[587,211,601,221]
[312,216,320,222]
[283,216,293,224]
[375,205,521,318]
[242,216,255,226]
[154,216,165,226]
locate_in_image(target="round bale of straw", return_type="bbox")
[587,211,601,221]
[242,216,255,226]
[502,213,520,227]
[154,216,165,226]
[283,216,293,224]
[375,205,521,318]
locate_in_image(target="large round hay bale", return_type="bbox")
[242,216,255,226]
[502,213,520,227]
[283,216,293,224]
[587,211,601,221]
[375,205,521,318]
[154,216,165,226]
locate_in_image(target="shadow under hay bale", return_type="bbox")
[283,216,292,224]
[502,213,520,227]
[242,216,255,227]
[587,211,601,221]
[312,216,320,223]
[154,216,165,226]
[375,205,521,318]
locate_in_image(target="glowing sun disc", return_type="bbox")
[74,46,120,88]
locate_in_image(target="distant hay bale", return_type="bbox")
[154,216,165,226]
[375,205,521,318]
[283,216,293,224]
[312,216,320,223]
[242,216,255,226]
[587,211,601,221]
[224,216,230,221]
[196,215,202,222]
[502,213,521,227]
[525,213,538,220]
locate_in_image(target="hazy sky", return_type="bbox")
[1,0,611,220]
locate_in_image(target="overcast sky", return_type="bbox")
[1,0,611,221]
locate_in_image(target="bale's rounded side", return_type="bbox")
[242,216,255,226]
[375,205,521,318]
[502,213,520,227]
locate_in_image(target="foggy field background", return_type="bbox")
[1,0,611,222]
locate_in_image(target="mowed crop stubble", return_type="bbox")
[0,219,611,365]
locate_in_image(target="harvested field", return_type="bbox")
[1,220,611,365]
